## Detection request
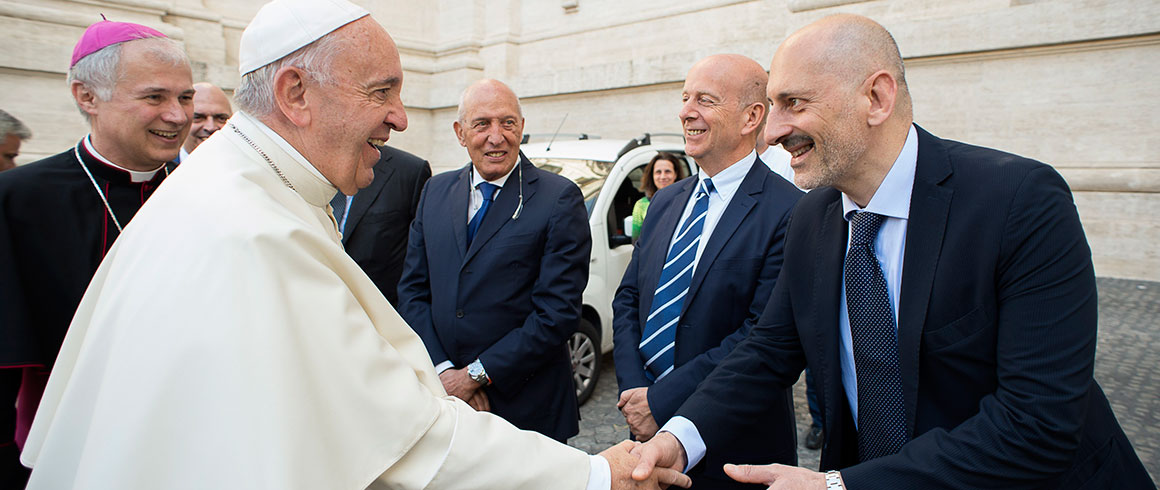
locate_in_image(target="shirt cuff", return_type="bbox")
[434,360,454,374]
[660,416,706,472]
[586,454,611,490]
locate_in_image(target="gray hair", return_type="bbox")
[67,37,190,123]
[234,32,343,118]
[0,109,32,141]
[456,81,524,122]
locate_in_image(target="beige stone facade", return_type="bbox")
[1,0,1157,279]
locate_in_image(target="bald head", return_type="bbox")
[454,79,526,181]
[680,54,769,174]
[781,14,911,115]
[183,82,233,153]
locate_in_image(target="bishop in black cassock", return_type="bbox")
[0,18,192,486]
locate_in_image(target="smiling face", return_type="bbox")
[454,80,525,181]
[82,39,194,170]
[183,83,232,153]
[652,159,677,189]
[764,30,870,191]
[679,55,767,174]
[304,19,408,195]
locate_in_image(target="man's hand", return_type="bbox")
[601,440,692,489]
[439,367,480,402]
[466,389,490,412]
[617,387,660,441]
[723,464,832,490]
[629,432,688,485]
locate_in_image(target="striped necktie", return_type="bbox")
[639,179,714,381]
[845,211,908,461]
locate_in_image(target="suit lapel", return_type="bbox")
[684,162,764,310]
[813,194,849,453]
[640,177,697,318]
[463,156,539,265]
[342,154,396,244]
[450,165,472,261]
[896,126,953,438]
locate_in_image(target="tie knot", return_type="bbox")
[698,178,715,198]
[849,211,885,246]
[477,182,498,202]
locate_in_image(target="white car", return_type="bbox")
[523,134,696,404]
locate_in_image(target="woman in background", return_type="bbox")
[632,152,686,237]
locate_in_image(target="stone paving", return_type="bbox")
[568,277,1159,484]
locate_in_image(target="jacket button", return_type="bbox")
[456,310,464,318]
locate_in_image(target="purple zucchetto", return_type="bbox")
[70,19,167,68]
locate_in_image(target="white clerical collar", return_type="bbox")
[841,124,919,220]
[470,159,518,189]
[244,112,332,186]
[695,150,756,204]
[82,135,164,183]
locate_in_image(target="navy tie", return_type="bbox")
[845,211,908,461]
[639,179,714,381]
[467,182,498,246]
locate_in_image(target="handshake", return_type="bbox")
[598,438,690,490]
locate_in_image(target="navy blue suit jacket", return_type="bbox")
[613,159,803,488]
[334,146,431,306]
[677,126,1151,489]
[397,154,591,441]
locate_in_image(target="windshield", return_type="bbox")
[529,157,615,215]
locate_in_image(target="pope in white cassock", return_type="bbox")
[19,1,692,489]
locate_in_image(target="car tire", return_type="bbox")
[570,319,602,405]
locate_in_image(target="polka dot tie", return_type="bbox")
[845,211,908,461]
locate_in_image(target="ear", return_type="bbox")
[272,66,311,127]
[740,102,766,137]
[864,70,897,127]
[71,81,99,119]
[453,120,468,147]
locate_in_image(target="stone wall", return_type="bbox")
[0,0,1156,279]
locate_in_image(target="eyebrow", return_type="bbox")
[366,76,401,90]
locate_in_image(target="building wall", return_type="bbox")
[0,0,1157,280]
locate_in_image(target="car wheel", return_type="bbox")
[570,319,601,405]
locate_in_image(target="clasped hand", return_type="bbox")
[617,387,659,441]
[600,440,691,489]
[630,432,834,489]
[439,368,489,412]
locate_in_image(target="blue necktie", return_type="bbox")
[639,179,714,381]
[467,182,498,246]
[845,211,908,461]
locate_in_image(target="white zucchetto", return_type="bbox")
[238,0,370,76]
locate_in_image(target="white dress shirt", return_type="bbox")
[661,125,920,470]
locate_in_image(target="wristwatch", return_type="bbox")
[467,359,490,385]
[825,470,844,490]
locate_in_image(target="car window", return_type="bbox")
[529,157,614,204]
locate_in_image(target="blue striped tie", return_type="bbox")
[639,179,714,381]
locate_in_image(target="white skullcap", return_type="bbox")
[238,0,369,76]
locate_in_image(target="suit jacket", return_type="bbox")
[612,159,803,489]
[397,154,592,441]
[333,146,431,306]
[677,126,1151,489]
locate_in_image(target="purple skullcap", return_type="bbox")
[70,19,167,68]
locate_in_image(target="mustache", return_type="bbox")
[779,134,813,149]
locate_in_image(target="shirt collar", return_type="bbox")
[841,124,919,221]
[179,147,190,163]
[696,150,756,203]
[82,135,164,183]
[470,158,518,189]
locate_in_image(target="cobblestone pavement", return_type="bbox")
[568,277,1159,484]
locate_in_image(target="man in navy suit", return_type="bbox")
[397,79,591,442]
[631,14,1152,489]
[331,145,431,306]
[612,54,802,489]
